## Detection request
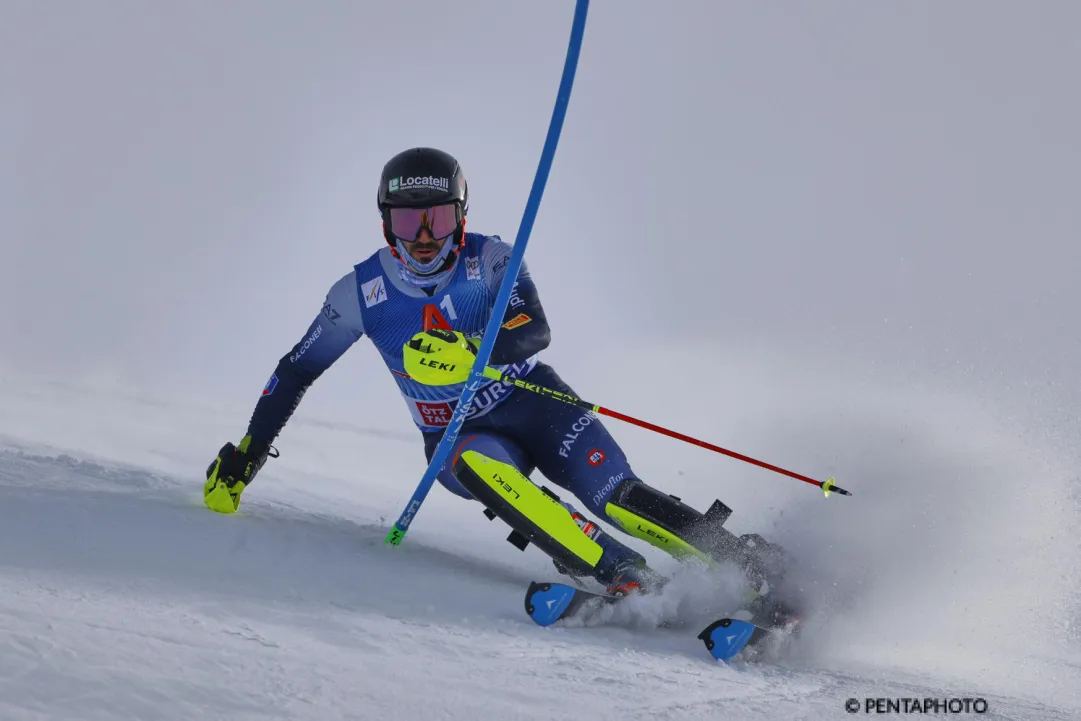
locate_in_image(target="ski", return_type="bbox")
[696,617,773,661]
[524,581,788,662]
[524,581,621,626]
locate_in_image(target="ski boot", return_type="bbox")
[565,508,666,595]
[602,558,666,597]
[602,478,799,623]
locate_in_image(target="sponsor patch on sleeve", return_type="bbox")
[262,374,279,396]
[502,313,532,330]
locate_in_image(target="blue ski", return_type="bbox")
[525,581,779,662]
[524,581,620,626]
[696,617,772,661]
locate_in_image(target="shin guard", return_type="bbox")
[603,479,741,564]
[452,451,603,576]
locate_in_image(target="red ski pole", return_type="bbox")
[482,367,851,497]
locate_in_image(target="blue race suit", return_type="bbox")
[246,233,644,575]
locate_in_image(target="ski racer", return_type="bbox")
[202,147,790,607]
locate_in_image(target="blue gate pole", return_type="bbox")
[386,0,590,545]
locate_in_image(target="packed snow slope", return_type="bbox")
[0,345,1078,721]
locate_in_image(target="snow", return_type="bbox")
[0,354,1078,721]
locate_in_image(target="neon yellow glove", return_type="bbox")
[403,329,480,385]
[203,435,274,513]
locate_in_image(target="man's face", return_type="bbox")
[402,227,447,264]
[386,203,458,266]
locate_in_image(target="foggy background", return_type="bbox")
[4,0,1078,416]
[3,0,1081,679]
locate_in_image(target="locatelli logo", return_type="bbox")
[388,176,450,193]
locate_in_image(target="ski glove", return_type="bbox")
[403,329,480,386]
[203,435,277,514]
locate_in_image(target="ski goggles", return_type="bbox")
[386,203,459,243]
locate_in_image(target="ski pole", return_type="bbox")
[481,367,851,498]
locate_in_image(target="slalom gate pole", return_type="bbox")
[385,0,591,546]
[479,367,852,498]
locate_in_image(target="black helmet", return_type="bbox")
[377,147,469,277]
[377,147,468,211]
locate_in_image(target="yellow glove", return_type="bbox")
[203,435,274,514]
[403,329,480,385]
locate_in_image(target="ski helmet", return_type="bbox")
[377,147,468,278]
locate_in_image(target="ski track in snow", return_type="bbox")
[0,375,1078,720]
